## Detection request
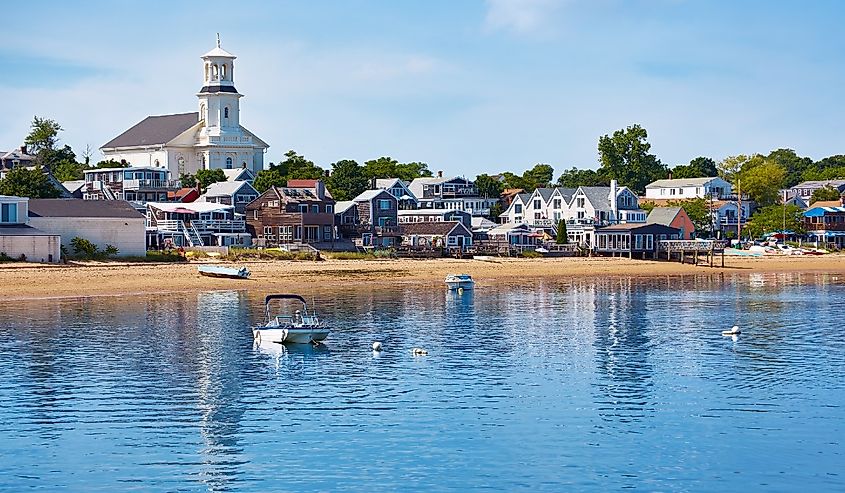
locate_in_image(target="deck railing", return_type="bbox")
[658,240,728,252]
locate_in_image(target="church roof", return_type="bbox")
[101,112,199,149]
[202,46,236,58]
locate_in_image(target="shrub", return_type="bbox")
[0,252,13,263]
[520,250,542,258]
[68,237,120,260]
[104,245,119,257]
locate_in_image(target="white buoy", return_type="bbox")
[372,341,383,351]
[722,325,741,336]
[412,347,428,356]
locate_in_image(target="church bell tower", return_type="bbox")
[197,34,242,136]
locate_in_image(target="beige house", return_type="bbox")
[0,195,61,263]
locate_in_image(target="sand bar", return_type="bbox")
[1,255,844,302]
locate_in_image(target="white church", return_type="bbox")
[100,37,268,177]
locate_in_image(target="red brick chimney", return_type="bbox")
[20,145,27,154]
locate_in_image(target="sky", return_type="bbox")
[1,0,844,178]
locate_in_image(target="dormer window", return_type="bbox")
[1,202,18,224]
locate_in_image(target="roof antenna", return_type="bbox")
[216,33,221,48]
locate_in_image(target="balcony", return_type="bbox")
[720,217,748,226]
[375,224,400,235]
[123,179,181,190]
[530,218,556,228]
[152,219,245,232]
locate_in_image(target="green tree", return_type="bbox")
[488,201,504,220]
[809,185,842,205]
[195,168,227,191]
[672,157,718,179]
[362,157,432,181]
[667,198,711,233]
[275,150,324,180]
[253,168,286,193]
[522,163,554,190]
[500,171,527,190]
[597,124,667,194]
[746,204,805,237]
[737,157,786,207]
[326,159,368,201]
[766,149,813,188]
[95,159,129,169]
[474,173,504,198]
[717,154,752,183]
[556,167,606,188]
[395,161,432,180]
[0,166,62,198]
[52,159,87,181]
[801,155,845,182]
[180,174,196,188]
[24,116,62,156]
[555,219,568,244]
[639,200,657,214]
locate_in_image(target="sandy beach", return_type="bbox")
[1,254,844,301]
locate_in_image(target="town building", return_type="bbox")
[199,180,258,214]
[398,221,473,251]
[397,208,472,228]
[790,180,845,202]
[0,147,35,170]
[146,201,250,248]
[594,223,680,258]
[803,205,845,249]
[0,195,61,263]
[27,199,147,257]
[100,37,268,178]
[644,177,732,200]
[82,166,179,202]
[646,207,695,240]
[375,178,417,209]
[335,189,400,248]
[408,175,498,216]
[245,179,336,247]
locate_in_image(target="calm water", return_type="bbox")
[0,273,843,492]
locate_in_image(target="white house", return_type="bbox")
[408,175,497,216]
[499,193,532,224]
[27,199,147,257]
[101,37,269,177]
[644,177,732,200]
[0,195,61,263]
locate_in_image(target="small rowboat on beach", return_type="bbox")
[198,265,251,279]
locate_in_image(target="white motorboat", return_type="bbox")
[445,273,474,290]
[253,294,330,344]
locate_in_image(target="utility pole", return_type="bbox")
[736,178,742,243]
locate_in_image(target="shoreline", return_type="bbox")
[2,255,845,302]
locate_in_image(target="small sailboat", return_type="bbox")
[198,265,250,279]
[445,274,474,290]
[253,294,330,344]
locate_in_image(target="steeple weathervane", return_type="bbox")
[216,33,221,48]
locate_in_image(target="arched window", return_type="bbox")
[199,103,206,121]
[204,63,209,81]
[212,64,219,79]
[222,64,227,79]
[154,159,160,167]
[226,157,233,169]
[224,107,229,119]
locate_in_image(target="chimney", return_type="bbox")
[610,179,618,223]
[324,169,330,178]
[20,145,27,155]
[668,171,673,180]
[437,170,443,178]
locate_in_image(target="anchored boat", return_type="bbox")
[198,265,251,279]
[253,294,330,344]
[445,273,475,290]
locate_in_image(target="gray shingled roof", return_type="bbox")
[535,188,555,202]
[646,206,682,225]
[557,188,576,202]
[28,199,145,218]
[516,193,532,204]
[399,221,470,236]
[101,112,199,149]
[579,187,612,208]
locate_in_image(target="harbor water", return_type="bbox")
[0,273,843,491]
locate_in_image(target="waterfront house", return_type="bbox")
[647,207,695,240]
[199,180,258,214]
[483,222,539,247]
[399,221,473,251]
[245,179,335,246]
[409,173,498,216]
[0,195,60,263]
[594,223,680,258]
[222,167,255,183]
[398,208,472,228]
[83,166,180,203]
[336,189,401,247]
[645,177,732,200]
[499,193,532,224]
[0,147,35,170]
[803,205,845,249]
[147,201,250,248]
[28,199,147,257]
[375,178,417,209]
[790,180,845,202]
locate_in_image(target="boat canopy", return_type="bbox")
[264,294,307,305]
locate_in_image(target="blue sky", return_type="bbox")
[1,0,844,178]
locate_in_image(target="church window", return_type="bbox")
[224,107,229,119]
[222,64,227,79]
[226,157,233,169]
[154,159,160,167]
[212,64,219,79]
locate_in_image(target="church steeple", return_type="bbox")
[197,36,242,134]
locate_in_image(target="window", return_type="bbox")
[515,204,523,214]
[253,210,258,220]
[225,157,233,169]
[645,234,654,250]
[378,199,391,210]
[299,204,308,214]
[553,199,561,209]
[224,107,229,119]
[534,199,541,209]
[311,204,319,214]
[323,225,332,240]
[670,189,676,196]
[634,234,643,250]
[326,204,333,214]
[279,226,292,241]
[1,203,18,223]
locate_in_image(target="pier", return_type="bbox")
[657,240,727,267]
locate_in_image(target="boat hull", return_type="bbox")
[253,326,330,344]
[445,280,474,290]
[198,266,250,279]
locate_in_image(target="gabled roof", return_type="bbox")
[102,112,200,149]
[793,180,845,189]
[148,201,233,213]
[61,180,85,194]
[804,206,845,216]
[353,189,392,202]
[554,187,577,202]
[203,180,257,198]
[808,200,843,208]
[534,188,555,202]
[647,207,683,225]
[223,168,255,182]
[471,216,497,230]
[334,201,356,214]
[646,177,725,188]
[0,150,36,161]
[399,221,470,236]
[28,199,145,219]
[487,222,532,236]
